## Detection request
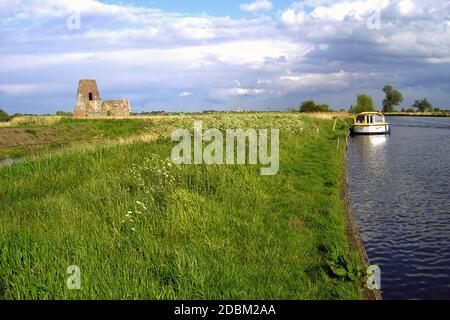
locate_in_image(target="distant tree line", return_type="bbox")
[298,84,447,114]
[0,109,77,121]
[131,111,169,116]
[0,109,27,121]
[56,110,73,116]
[299,100,331,112]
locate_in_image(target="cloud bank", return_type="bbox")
[0,0,449,113]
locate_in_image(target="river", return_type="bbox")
[347,116,450,300]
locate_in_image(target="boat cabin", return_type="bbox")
[351,112,391,135]
[355,112,387,125]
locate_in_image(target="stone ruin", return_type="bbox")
[73,80,131,117]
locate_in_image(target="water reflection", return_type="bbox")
[368,135,387,147]
[352,135,388,174]
[347,117,450,300]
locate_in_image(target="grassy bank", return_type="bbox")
[0,117,153,160]
[0,113,363,299]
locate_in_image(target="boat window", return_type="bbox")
[374,114,383,123]
[356,115,365,123]
[366,115,373,124]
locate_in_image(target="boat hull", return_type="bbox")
[351,124,390,135]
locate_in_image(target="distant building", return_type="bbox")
[73,80,131,117]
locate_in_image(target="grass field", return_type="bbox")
[0,113,363,300]
[0,116,152,160]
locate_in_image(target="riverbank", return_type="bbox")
[0,113,367,299]
[341,150,382,300]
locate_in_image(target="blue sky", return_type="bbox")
[135,0,287,17]
[0,0,449,114]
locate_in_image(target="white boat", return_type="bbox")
[350,112,391,135]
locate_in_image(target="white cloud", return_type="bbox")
[240,0,272,12]
[310,0,390,21]
[179,92,192,97]
[213,88,266,100]
[398,0,415,15]
[280,9,305,25]
[279,71,372,91]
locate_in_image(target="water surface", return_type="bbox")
[347,116,450,300]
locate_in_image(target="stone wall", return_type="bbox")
[101,99,131,117]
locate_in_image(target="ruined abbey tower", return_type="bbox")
[73,80,131,117]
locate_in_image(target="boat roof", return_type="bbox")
[356,112,384,115]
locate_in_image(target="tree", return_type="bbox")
[0,108,9,122]
[412,98,433,112]
[300,100,316,112]
[316,103,330,112]
[382,85,403,112]
[299,100,330,112]
[353,94,375,114]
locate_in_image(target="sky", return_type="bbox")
[0,0,449,114]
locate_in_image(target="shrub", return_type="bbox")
[56,110,73,116]
[412,98,433,112]
[299,100,330,113]
[0,108,9,122]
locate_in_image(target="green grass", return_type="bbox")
[0,114,361,299]
[56,118,152,139]
[0,146,25,160]
[0,117,152,159]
